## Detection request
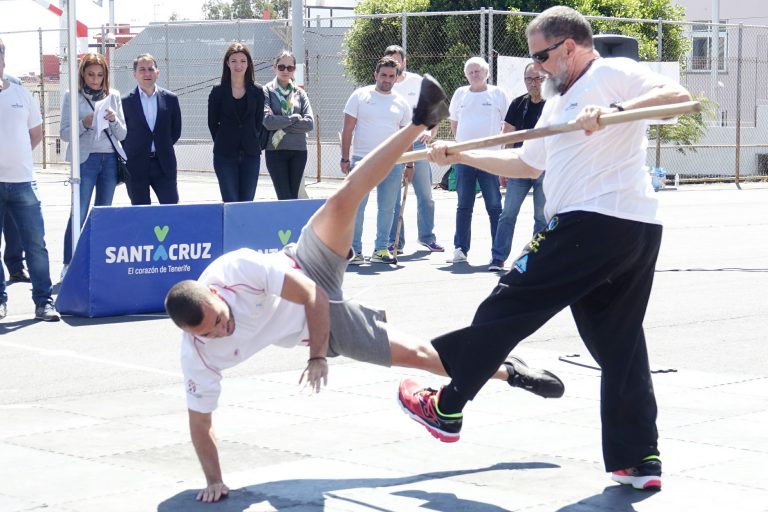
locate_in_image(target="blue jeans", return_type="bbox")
[0,181,53,306]
[389,139,436,248]
[491,173,547,262]
[213,151,261,203]
[352,156,403,254]
[64,152,118,264]
[454,163,502,255]
[3,210,24,273]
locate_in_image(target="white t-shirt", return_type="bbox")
[449,85,508,148]
[344,85,411,157]
[393,71,430,141]
[181,248,310,413]
[0,83,42,182]
[520,58,670,225]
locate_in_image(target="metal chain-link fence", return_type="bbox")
[5,10,768,184]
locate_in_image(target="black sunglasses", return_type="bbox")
[276,64,296,72]
[530,39,567,63]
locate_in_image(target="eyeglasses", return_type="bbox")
[529,39,567,63]
[276,64,296,72]
[524,76,546,84]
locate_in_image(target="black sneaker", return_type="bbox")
[504,356,565,398]
[398,379,462,442]
[412,74,449,129]
[611,455,662,491]
[0,301,6,320]
[34,303,61,322]
[8,269,31,283]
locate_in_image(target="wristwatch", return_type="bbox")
[609,102,625,112]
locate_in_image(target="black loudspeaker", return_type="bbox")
[593,34,639,61]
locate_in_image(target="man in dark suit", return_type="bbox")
[121,54,182,205]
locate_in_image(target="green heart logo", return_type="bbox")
[154,225,170,242]
[278,229,292,246]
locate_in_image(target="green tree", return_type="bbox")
[202,0,290,20]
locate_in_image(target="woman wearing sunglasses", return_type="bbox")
[207,42,266,202]
[262,51,315,200]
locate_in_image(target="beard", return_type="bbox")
[541,58,569,100]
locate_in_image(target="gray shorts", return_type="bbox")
[284,226,392,367]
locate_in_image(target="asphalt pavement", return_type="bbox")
[1,169,767,511]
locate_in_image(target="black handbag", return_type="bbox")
[83,95,130,185]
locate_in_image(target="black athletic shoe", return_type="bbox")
[8,269,31,283]
[504,356,565,398]
[412,74,449,129]
[611,455,662,491]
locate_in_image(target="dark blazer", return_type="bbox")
[121,86,182,176]
[207,82,266,157]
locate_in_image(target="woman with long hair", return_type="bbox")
[263,51,314,199]
[207,42,266,202]
[59,52,126,278]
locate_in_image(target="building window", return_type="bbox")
[691,23,726,72]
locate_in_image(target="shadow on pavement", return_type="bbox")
[60,313,168,326]
[157,461,559,511]
[555,485,657,511]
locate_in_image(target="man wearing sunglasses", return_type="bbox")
[490,62,548,272]
[400,5,692,493]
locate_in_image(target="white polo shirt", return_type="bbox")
[181,248,309,413]
[520,58,670,225]
[344,85,411,157]
[0,82,42,182]
[394,71,431,141]
[449,85,508,148]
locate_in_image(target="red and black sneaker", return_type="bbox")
[397,379,462,443]
[611,455,662,491]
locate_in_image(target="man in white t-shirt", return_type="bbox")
[400,6,692,493]
[341,56,411,264]
[0,39,59,322]
[165,75,565,503]
[383,45,445,254]
[447,56,508,264]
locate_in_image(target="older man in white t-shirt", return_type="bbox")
[341,56,411,264]
[383,45,445,255]
[0,38,59,322]
[447,57,508,264]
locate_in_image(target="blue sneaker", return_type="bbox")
[419,241,445,253]
[387,243,404,255]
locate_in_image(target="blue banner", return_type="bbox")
[56,199,324,317]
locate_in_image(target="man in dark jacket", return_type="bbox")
[121,54,182,205]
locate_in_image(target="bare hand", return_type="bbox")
[403,166,414,182]
[574,105,611,136]
[340,160,352,175]
[299,358,328,393]
[427,141,458,166]
[196,482,229,503]
[83,114,94,128]
[417,132,432,144]
[289,113,302,123]
[104,108,116,123]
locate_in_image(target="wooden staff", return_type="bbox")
[396,101,701,164]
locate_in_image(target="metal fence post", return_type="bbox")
[165,24,170,89]
[38,27,47,169]
[480,8,485,61]
[655,18,662,170]
[488,8,494,84]
[402,10,407,54]
[735,23,743,187]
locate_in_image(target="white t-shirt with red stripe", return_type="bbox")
[519,57,671,225]
[181,248,309,413]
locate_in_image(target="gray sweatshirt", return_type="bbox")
[262,79,314,152]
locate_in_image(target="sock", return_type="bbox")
[436,384,467,416]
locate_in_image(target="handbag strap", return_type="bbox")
[83,94,122,158]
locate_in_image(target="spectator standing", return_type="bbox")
[0,38,59,321]
[384,45,444,254]
[263,51,314,200]
[207,42,266,203]
[60,52,126,279]
[489,62,548,271]
[121,54,182,205]
[340,57,410,264]
[447,57,507,264]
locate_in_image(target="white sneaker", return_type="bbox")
[448,248,467,263]
[60,264,69,280]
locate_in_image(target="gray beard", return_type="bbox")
[541,72,567,100]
